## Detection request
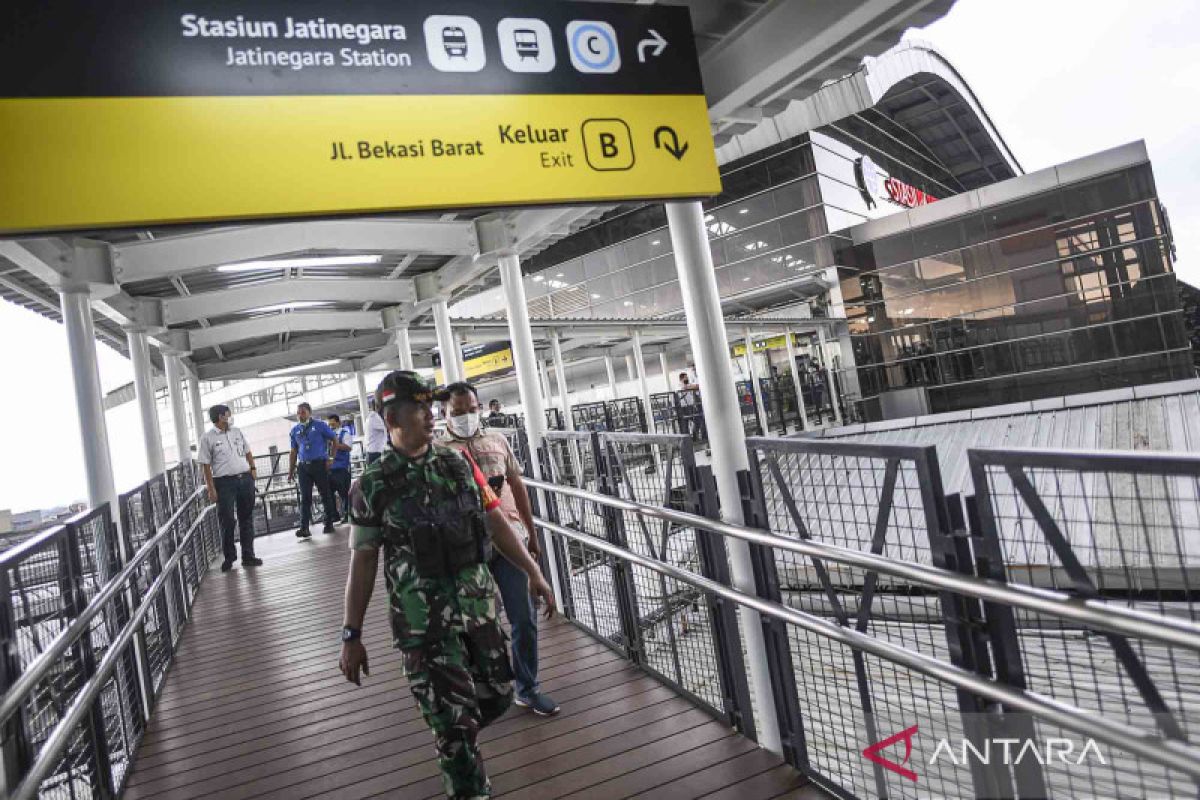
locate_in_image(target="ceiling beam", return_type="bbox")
[195,333,392,380]
[187,309,383,350]
[162,278,415,324]
[111,218,480,284]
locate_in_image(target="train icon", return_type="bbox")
[441,26,469,58]
[513,29,539,60]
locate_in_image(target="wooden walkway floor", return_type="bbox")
[122,527,817,799]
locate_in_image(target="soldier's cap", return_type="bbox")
[375,370,451,409]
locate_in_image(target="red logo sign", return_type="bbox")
[884,177,936,209]
[863,725,920,782]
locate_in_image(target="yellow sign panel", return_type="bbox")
[435,346,515,385]
[731,334,800,358]
[0,94,717,234]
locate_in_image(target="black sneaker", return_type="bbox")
[220,559,234,572]
[322,523,337,534]
[296,527,312,539]
[514,693,560,717]
[242,557,263,567]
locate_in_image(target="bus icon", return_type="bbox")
[513,29,539,60]
[498,18,555,73]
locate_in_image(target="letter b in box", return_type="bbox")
[582,119,634,171]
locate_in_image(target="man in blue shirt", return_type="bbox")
[326,413,355,523]
[287,402,339,538]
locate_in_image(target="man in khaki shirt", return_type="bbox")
[440,382,560,717]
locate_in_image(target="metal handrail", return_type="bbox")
[525,478,1200,653]
[0,486,207,726]
[7,494,215,800]
[533,514,1200,780]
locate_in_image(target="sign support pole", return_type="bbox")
[499,253,563,608]
[665,200,782,755]
[605,354,619,400]
[432,298,462,383]
[550,330,572,430]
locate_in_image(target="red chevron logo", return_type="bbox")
[862,725,920,782]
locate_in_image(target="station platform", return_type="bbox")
[120,528,816,800]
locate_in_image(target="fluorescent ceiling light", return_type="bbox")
[262,358,342,378]
[217,255,383,272]
[245,301,330,314]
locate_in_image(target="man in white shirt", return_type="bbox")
[198,404,262,572]
[364,400,388,465]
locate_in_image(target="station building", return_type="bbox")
[460,42,1190,423]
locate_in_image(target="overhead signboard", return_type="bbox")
[435,342,515,384]
[0,1,720,235]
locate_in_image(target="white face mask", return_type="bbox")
[447,412,481,438]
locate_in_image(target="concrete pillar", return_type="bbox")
[188,372,206,446]
[659,351,672,393]
[499,253,563,607]
[550,330,572,430]
[743,328,770,435]
[395,326,414,371]
[818,326,843,426]
[432,298,461,383]
[604,354,618,399]
[665,200,781,754]
[63,291,118,511]
[125,326,165,476]
[164,353,191,464]
[784,330,811,432]
[355,370,371,435]
[631,330,655,435]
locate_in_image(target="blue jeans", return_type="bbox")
[489,548,539,699]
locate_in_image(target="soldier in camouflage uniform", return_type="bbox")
[339,371,555,800]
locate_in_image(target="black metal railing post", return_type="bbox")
[0,566,31,793]
[593,432,644,665]
[60,518,115,800]
[739,454,808,770]
[692,463,757,740]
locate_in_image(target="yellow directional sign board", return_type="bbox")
[0,2,720,235]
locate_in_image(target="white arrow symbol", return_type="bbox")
[637,29,668,63]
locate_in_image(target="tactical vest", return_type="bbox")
[372,448,491,579]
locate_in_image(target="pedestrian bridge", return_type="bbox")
[2,429,1200,799]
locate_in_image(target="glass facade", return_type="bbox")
[836,164,1192,420]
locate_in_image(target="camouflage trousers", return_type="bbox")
[394,570,515,799]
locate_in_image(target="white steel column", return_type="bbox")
[784,330,811,432]
[432,298,462,383]
[604,354,618,399]
[64,292,119,510]
[164,353,191,463]
[499,253,563,607]
[624,354,637,382]
[630,329,654,434]
[817,327,843,425]
[550,330,572,430]
[188,372,206,447]
[659,351,672,392]
[665,200,781,753]
[355,370,371,433]
[125,327,165,476]
[395,326,415,371]
[743,328,770,435]
[537,358,553,410]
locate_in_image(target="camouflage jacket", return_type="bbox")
[349,445,502,647]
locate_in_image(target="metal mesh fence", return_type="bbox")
[599,433,726,714]
[746,438,976,800]
[970,448,1200,799]
[3,472,216,798]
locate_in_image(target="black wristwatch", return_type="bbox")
[341,626,361,642]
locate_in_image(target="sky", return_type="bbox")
[0,0,1197,513]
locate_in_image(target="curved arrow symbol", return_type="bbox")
[637,29,668,63]
[654,126,689,161]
